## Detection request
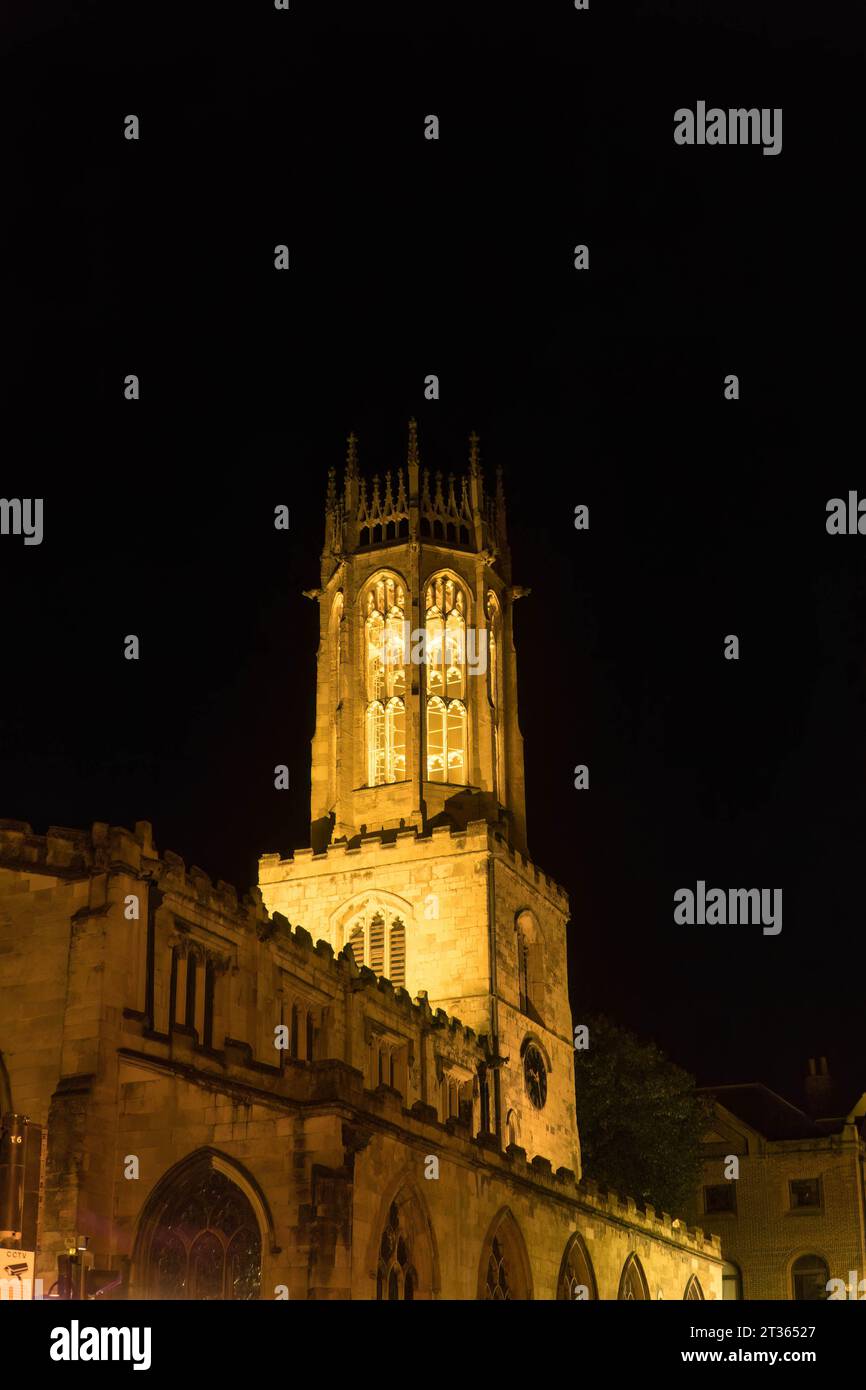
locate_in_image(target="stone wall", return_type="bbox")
[0,819,722,1299]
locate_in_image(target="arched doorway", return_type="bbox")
[618,1252,650,1300]
[478,1209,533,1300]
[557,1233,598,1300]
[136,1152,266,1300]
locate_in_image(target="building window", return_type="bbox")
[364,574,407,785]
[557,1234,597,1301]
[425,575,468,784]
[486,590,504,801]
[722,1261,743,1300]
[484,1236,512,1301]
[684,1275,705,1300]
[286,1002,315,1062]
[376,1201,416,1300]
[618,1253,650,1300]
[790,1178,821,1210]
[345,907,407,986]
[515,910,544,1022]
[442,1073,473,1126]
[478,1212,531,1300]
[792,1254,830,1301]
[329,592,344,805]
[144,1163,262,1301]
[704,1183,736,1214]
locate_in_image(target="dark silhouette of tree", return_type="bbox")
[574,1014,713,1218]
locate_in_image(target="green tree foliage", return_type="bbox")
[573,1014,713,1218]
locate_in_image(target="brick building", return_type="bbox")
[687,1066,866,1300]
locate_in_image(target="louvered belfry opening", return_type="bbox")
[344,906,407,989]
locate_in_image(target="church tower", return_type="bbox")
[259,423,580,1175]
[308,419,527,855]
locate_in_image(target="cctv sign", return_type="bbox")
[0,1249,37,1299]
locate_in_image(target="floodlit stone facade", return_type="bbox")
[0,425,722,1300]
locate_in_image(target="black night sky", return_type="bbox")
[2,3,864,1109]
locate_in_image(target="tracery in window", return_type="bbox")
[364,575,407,785]
[329,593,344,805]
[144,1163,262,1301]
[486,591,504,800]
[618,1252,650,1301]
[425,575,468,784]
[478,1211,531,1301]
[376,1201,417,1300]
[484,1237,511,1300]
[557,1234,597,1301]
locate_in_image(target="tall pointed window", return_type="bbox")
[477,1212,531,1300]
[364,575,407,785]
[142,1162,262,1301]
[515,910,544,1023]
[484,1237,511,1300]
[486,591,504,802]
[618,1253,650,1301]
[425,575,467,783]
[376,1201,417,1300]
[557,1234,598,1301]
[329,592,344,807]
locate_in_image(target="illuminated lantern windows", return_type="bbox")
[364,575,407,785]
[425,575,467,784]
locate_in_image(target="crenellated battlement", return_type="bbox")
[0,815,494,1052]
[0,818,271,932]
[260,817,570,911]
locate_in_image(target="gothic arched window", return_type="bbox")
[486,590,504,801]
[329,592,344,806]
[364,574,407,786]
[425,575,468,784]
[684,1274,705,1300]
[478,1210,532,1300]
[376,1201,417,1300]
[557,1234,598,1301]
[515,910,544,1022]
[484,1237,511,1300]
[618,1252,650,1301]
[143,1162,262,1301]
